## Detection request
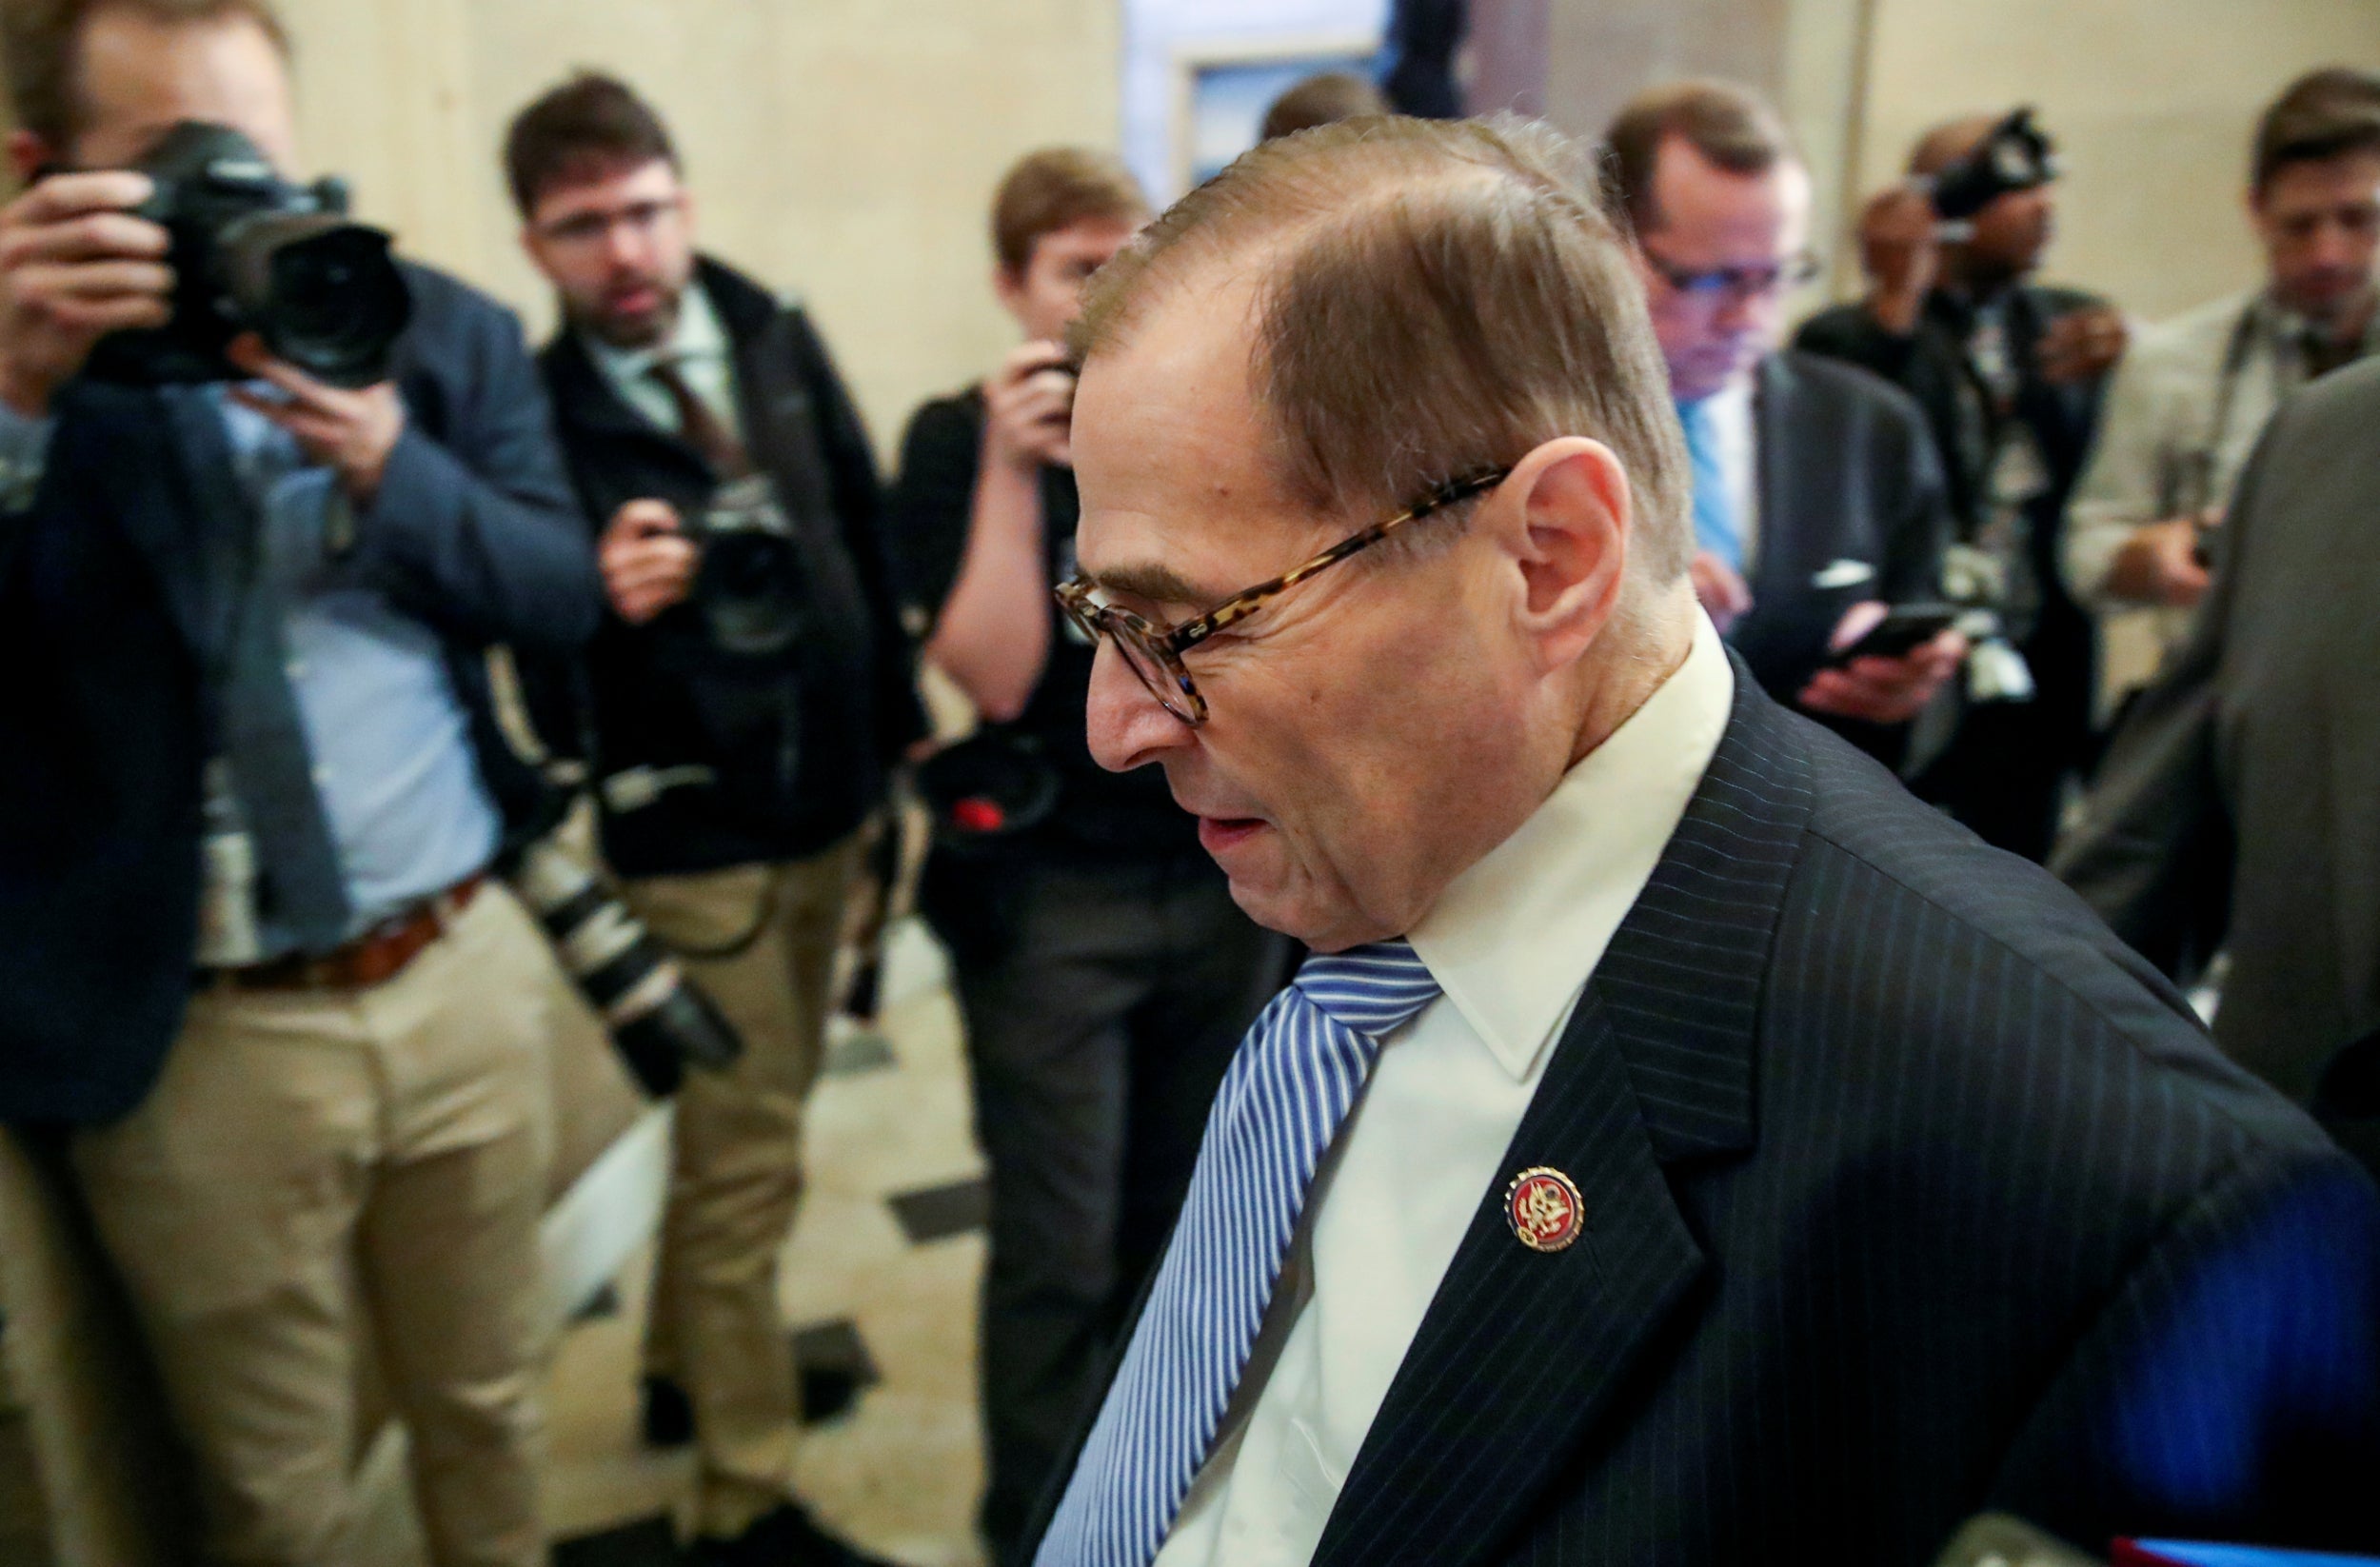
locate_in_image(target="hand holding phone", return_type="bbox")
[1800,601,1969,725]
[1828,601,1961,665]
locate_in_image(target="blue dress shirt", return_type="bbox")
[0,387,499,952]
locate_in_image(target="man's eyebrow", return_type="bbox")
[1086,562,1220,610]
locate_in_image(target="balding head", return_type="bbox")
[1909,115,1997,180]
[1074,114,1691,582]
[1901,111,2056,284]
[1065,116,1699,951]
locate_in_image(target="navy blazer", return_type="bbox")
[0,262,602,1126]
[1727,349,1951,761]
[1027,673,2380,1564]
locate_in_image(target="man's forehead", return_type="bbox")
[1077,272,1270,486]
[1071,273,1309,602]
[535,157,680,222]
[2263,152,2380,208]
[1652,141,1810,247]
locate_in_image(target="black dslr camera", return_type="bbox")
[684,473,809,660]
[1926,108,2060,223]
[79,121,412,388]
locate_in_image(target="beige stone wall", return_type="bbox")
[1533,0,2380,327]
[276,0,1122,449]
[1845,0,2380,321]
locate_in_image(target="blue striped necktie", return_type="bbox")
[1035,942,1442,1567]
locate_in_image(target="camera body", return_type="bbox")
[80,121,413,389]
[1926,108,2059,223]
[682,472,810,660]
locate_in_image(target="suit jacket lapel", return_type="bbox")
[542,326,713,480]
[1312,671,1814,1567]
[92,385,246,669]
[1749,354,1789,609]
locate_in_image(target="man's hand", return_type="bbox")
[2104,517,2213,608]
[1857,186,1940,336]
[0,171,172,417]
[1798,603,1968,725]
[226,334,405,506]
[2036,305,2128,386]
[1689,550,1754,635]
[601,499,697,625]
[982,340,1077,473]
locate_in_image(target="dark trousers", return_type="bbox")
[923,849,1284,1562]
[1915,609,2096,863]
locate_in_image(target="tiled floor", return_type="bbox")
[545,924,992,1567]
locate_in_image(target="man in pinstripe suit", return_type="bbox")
[1028,114,2380,1567]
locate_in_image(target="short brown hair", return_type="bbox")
[504,71,678,219]
[1259,71,1389,143]
[1076,115,1692,583]
[2252,68,2380,192]
[991,148,1148,276]
[0,0,291,149]
[1601,79,1795,236]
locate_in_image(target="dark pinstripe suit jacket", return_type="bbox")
[1028,669,2380,1566]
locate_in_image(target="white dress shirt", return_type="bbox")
[1153,612,1735,1567]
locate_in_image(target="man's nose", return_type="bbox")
[2307,216,2362,271]
[1714,285,1777,340]
[1083,641,1195,774]
[603,217,648,270]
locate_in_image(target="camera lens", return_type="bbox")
[256,223,412,387]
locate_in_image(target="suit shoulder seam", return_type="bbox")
[1795,816,2284,1155]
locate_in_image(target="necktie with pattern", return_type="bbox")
[1035,942,1443,1567]
[172,387,352,951]
[647,355,751,478]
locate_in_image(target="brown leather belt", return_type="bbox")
[203,875,486,994]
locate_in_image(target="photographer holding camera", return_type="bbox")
[1798,110,2125,862]
[0,2,605,1564]
[506,74,920,1567]
[884,149,1287,1567]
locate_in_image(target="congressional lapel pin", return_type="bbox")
[1505,1166,1585,1253]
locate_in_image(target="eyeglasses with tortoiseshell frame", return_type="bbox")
[1053,466,1514,726]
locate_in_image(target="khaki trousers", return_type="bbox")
[71,885,556,1567]
[621,833,863,1539]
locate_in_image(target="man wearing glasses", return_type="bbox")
[506,74,916,1567]
[1601,80,1964,762]
[1027,115,2379,1567]
[887,148,1286,1567]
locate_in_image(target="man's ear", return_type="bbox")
[8,129,57,188]
[1495,436,1632,672]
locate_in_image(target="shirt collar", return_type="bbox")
[1676,373,1755,416]
[1704,374,1754,424]
[583,277,729,386]
[1406,612,1735,1081]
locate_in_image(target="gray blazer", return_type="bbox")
[2055,356,2380,1101]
